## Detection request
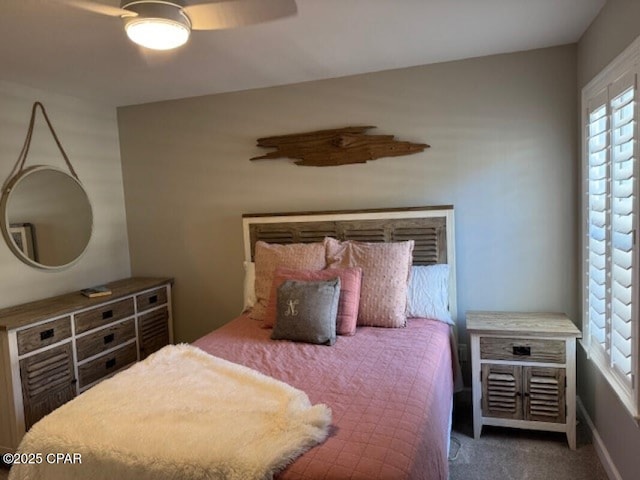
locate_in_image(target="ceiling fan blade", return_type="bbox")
[57,0,135,17]
[184,0,297,31]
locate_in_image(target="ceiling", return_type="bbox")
[0,0,606,107]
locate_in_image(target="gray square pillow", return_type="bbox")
[271,278,341,346]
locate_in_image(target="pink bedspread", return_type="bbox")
[193,314,453,480]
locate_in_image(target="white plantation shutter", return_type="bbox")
[587,98,609,352]
[610,84,635,384]
[583,46,639,418]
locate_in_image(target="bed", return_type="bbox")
[9,205,458,480]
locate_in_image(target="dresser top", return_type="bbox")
[0,277,173,331]
[466,311,582,338]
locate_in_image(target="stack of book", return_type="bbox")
[80,286,112,298]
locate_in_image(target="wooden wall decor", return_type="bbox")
[250,126,429,167]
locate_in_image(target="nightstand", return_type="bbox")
[466,311,581,449]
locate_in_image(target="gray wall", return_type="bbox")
[0,80,131,308]
[118,45,578,348]
[578,0,640,88]
[577,1,640,479]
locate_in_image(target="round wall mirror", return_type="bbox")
[0,165,93,269]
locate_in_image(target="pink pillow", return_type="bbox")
[250,241,327,321]
[264,266,363,335]
[324,237,414,328]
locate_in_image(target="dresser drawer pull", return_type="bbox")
[513,346,531,356]
[102,310,113,320]
[40,329,55,341]
[149,295,158,304]
[105,358,116,369]
[103,333,115,344]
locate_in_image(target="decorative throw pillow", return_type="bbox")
[251,241,326,321]
[242,261,256,312]
[263,266,362,335]
[406,264,453,324]
[324,237,414,328]
[271,278,341,346]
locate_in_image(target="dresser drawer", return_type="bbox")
[76,319,136,362]
[136,287,168,312]
[78,342,137,388]
[75,298,135,334]
[480,337,565,363]
[17,316,72,355]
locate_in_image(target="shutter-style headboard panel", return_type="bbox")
[247,217,447,266]
[242,205,457,320]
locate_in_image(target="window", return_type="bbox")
[582,37,639,419]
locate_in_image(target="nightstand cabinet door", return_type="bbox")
[19,343,76,430]
[482,364,566,424]
[524,366,565,423]
[482,364,522,420]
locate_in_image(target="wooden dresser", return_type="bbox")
[0,277,173,453]
[467,311,581,449]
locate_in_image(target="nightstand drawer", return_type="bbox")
[78,342,137,388]
[75,298,135,334]
[480,337,565,363]
[17,316,72,355]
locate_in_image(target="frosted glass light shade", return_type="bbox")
[121,1,191,51]
[125,18,190,50]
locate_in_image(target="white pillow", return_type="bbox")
[243,261,256,312]
[406,264,452,324]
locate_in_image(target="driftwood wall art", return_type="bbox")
[250,126,429,167]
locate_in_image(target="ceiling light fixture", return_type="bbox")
[121,1,191,51]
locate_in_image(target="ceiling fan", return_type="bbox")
[59,0,298,50]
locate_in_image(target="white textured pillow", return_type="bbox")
[242,261,256,312]
[406,264,452,324]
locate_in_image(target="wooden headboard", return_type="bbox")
[242,205,457,321]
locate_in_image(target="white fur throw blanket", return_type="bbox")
[9,345,331,480]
